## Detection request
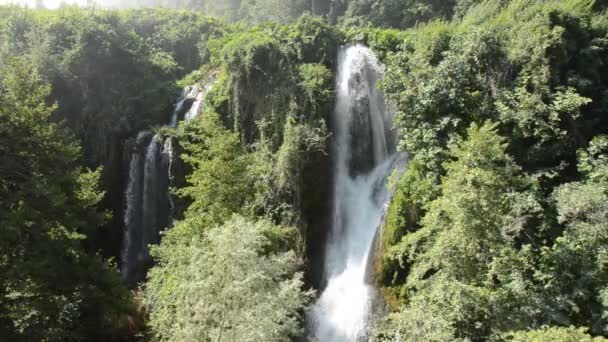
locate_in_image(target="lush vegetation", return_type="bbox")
[144,215,311,341]
[371,0,608,340]
[2,0,608,341]
[0,59,132,341]
[0,6,225,261]
[0,6,222,165]
[142,16,339,339]
[0,6,222,339]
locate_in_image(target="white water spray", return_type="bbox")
[309,45,406,342]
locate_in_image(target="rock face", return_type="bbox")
[346,55,390,177]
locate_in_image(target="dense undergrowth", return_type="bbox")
[2,0,608,341]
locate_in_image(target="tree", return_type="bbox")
[376,123,542,340]
[177,111,256,227]
[341,0,457,28]
[239,0,309,24]
[501,326,607,342]
[0,60,130,340]
[144,215,312,341]
[536,136,608,334]
[409,122,526,284]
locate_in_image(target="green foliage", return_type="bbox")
[144,215,313,341]
[339,0,458,29]
[345,27,411,60]
[239,0,310,24]
[298,63,333,105]
[140,0,312,24]
[578,135,608,184]
[193,16,337,240]
[178,111,256,227]
[501,326,607,341]
[123,9,225,71]
[3,2,608,341]
[266,115,329,224]
[378,0,608,177]
[373,273,494,341]
[205,15,339,149]
[374,159,436,297]
[374,7,608,332]
[531,141,608,333]
[0,7,226,267]
[374,123,544,340]
[0,6,223,167]
[368,4,608,338]
[0,59,130,341]
[405,123,526,283]
[141,15,340,341]
[207,26,294,143]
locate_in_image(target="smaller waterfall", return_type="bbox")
[183,85,206,121]
[121,78,215,284]
[121,133,171,282]
[121,132,147,281]
[171,86,203,126]
[169,89,188,128]
[140,134,161,262]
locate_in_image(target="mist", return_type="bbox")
[0,0,332,26]
[0,0,118,9]
[0,0,215,10]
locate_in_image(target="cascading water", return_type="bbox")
[139,135,163,264]
[184,83,213,122]
[121,132,147,282]
[161,137,176,223]
[121,79,214,284]
[309,45,406,341]
[121,132,171,283]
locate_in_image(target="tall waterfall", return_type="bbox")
[309,45,406,341]
[121,81,213,284]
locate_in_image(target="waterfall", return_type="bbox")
[309,45,406,341]
[161,137,176,224]
[184,83,213,121]
[120,78,215,284]
[121,133,170,282]
[140,134,161,263]
[169,88,189,127]
[121,132,147,282]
